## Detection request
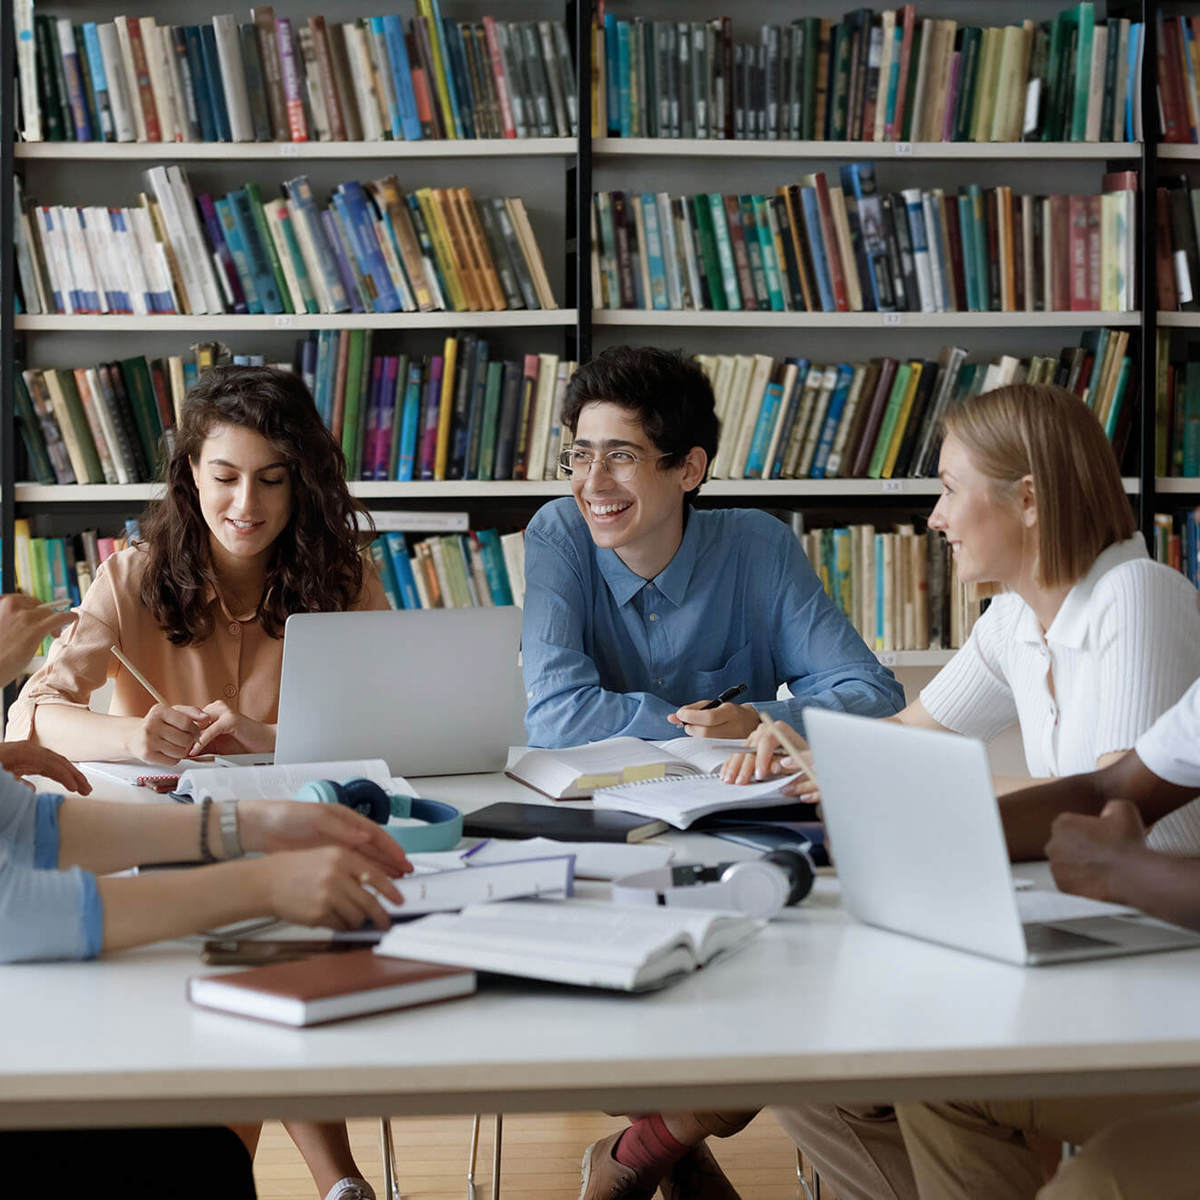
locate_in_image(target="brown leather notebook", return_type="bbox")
[187,949,475,1027]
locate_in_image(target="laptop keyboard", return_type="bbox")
[1022,923,1119,954]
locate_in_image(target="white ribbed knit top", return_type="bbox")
[920,535,1200,854]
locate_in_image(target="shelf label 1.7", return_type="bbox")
[883,312,902,326]
[274,314,294,328]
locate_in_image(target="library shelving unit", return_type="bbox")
[0,0,1165,675]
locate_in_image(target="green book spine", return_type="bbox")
[753,195,786,311]
[277,207,320,314]
[57,370,107,483]
[477,360,504,481]
[899,25,923,141]
[31,537,52,602]
[1105,356,1131,442]
[118,357,164,475]
[801,17,819,140]
[353,331,373,477]
[341,330,366,471]
[1042,15,1066,140]
[245,182,294,314]
[707,193,742,310]
[13,372,56,484]
[1069,3,1094,141]
[830,20,853,139]
[867,362,912,478]
[690,195,726,310]
[953,27,982,142]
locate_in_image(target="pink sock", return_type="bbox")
[614,1114,690,1173]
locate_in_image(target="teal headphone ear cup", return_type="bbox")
[295,778,392,824]
[295,780,342,807]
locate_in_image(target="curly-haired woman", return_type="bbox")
[7,365,386,764]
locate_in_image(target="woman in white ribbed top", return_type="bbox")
[728,382,1200,861]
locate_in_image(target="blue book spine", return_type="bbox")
[321,208,365,314]
[800,187,835,311]
[384,532,421,609]
[214,196,262,314]
[640,194,670,310]
[312,329,333,426]
[227,188,283,313]
[841,162,893,312]
[368,17,404,140]
[444,21,477,139]
[874,534,885,648]
[333,183,401,314]
[957,193,978,312]
[1126,25,1141,140]
[375,354,400,480]
[81,24,110,140]
[744,380,784,478]
[198,24,232,142]
[604,14,620,134]
[183,26,217,143]
[811,364,854,479]
[967,184,988,311]
[284,176,350,313]
[104,210,131,313]
[428,0,465,138]
[753,196,786,311]
[369,538,403,609]
[396,360,424,481]
[476,529,514,605]
[299,332,318,400]
[381,15,423,141]
[617,21,632,137]
[769,358,808,478]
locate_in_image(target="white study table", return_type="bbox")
[3,770,1200,1130]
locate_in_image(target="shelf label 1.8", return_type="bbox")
[881,479,904,493]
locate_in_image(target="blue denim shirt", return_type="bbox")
[521,499,905,747]
[0,769,103,962]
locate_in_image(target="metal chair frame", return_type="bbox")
[379,1113,503,1200]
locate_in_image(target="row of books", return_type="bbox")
[14,333,576,488]
[14,169,556,318]
[591,4,1142,144]
[591,166,1138,315]
[799,523,982,653]
[1155,179,1200,313]
[15,6,576,143]
[1154,332,1200,478]
[11,520,140,618]
[369,529,526,613]
[1156,13,1200,144]
[698,330,1133,484]
[296,332,575,483]
[1153,510,1200,588]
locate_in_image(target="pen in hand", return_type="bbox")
[701,683,748,710]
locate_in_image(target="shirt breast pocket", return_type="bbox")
[689,640,755,701]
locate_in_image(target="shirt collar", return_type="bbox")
[595,511,701,609]
[1013,535,1147,648]
[202,581,255,624]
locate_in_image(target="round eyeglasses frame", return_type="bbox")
[558,448,672,482]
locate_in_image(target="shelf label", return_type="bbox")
[278,142,300,157]
[894,141,913,155]
[274,314,294,328]
[877,652,898,666]
[883,312,901,326]
[881,479,903,493]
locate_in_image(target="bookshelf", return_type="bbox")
[0,0,1169,666]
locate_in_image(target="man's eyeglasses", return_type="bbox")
[558,448,671,482]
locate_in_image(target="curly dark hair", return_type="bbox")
[138,366,371,645]
[562,346,720,504]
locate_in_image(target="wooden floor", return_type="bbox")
[252,1110,822,1199]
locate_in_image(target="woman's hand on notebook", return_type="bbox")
[187,700,276,758]
[0,740,91,795]
[127,703,214,765]
[240,799,414,878]
[256,845,404,932]
[720,720,819,799]
[668,701,760,740]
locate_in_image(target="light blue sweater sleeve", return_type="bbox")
[0,771,103,963]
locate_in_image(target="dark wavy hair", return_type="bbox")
[562,346,721,504]
[139,366,371,645]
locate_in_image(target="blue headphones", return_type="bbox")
[294,778,463,853]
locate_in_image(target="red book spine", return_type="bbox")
[1159,15,1185,143]
[126,20,162,142]
[481,18,516,138]
[888,5,917,140]
[1050,194,1070,312]
[812,173,850,312]
[1156,187,1180,311]
[1086,194,1102,310]
[1068,194,1089,311]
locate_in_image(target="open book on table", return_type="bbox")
[592,771,808,829]
[506,736,751,800]
[374,897,763,991]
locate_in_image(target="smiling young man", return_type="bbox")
[519,346,904,749]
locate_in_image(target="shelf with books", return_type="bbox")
[593,311,1143,329]
[1158,313,1200,328]
[14,140,578,161]
[1156,145,1200,161]
[14,312,580,333]
[1155,478,1200,494]
[592,139,1141,161]
[875,650,954,668]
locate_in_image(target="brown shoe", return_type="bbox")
[579,1131,662,1200]
[659,1142,742,1200]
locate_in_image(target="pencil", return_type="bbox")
[109,645,168,708]
[758,714,810,776]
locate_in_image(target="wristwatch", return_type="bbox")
[218,800,244,860]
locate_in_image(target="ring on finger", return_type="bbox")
[358,871,371,886]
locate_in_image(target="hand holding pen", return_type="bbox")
[667,682,760,740]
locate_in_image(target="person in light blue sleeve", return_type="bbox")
[521,346,904,749]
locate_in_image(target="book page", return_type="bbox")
[593,772,806,828]
[507,737,704,797]
[176,759,392,803]
[652,736,751,775]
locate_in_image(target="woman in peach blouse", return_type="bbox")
[9,365,386,765]
[6,365,388,1200]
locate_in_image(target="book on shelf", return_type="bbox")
[798,523,983,654]
[506,736,749,800]
[592,166,1137,315]
[374,897,764,992]
[1156,13,1200,145]
[1155,333,1200,478]
[369,528,525,612]
[187,948,476,1027]
[590,6,1142,144]
[13,172,558,317]
[1153,510,1200,586]
[14,8,576,144]
[1154,178,1200,315]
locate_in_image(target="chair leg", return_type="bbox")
[795,1147,818,1200]
[379,1117,404,1200]
[466,1114,481,1200]
[491,1114,502,1200]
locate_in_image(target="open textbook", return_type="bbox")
[506,736,750,800]
[592,771,808,829]
[375,897,763,991]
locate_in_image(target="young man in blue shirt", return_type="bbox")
[521,345,904,749]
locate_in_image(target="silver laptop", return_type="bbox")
[804,708,1200,965]
[275,608,527,776]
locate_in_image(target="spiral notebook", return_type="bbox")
[591,771,807,830]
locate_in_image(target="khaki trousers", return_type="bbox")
[896,1094,1200,1200]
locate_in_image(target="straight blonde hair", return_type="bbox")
[941,383,1135,589]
